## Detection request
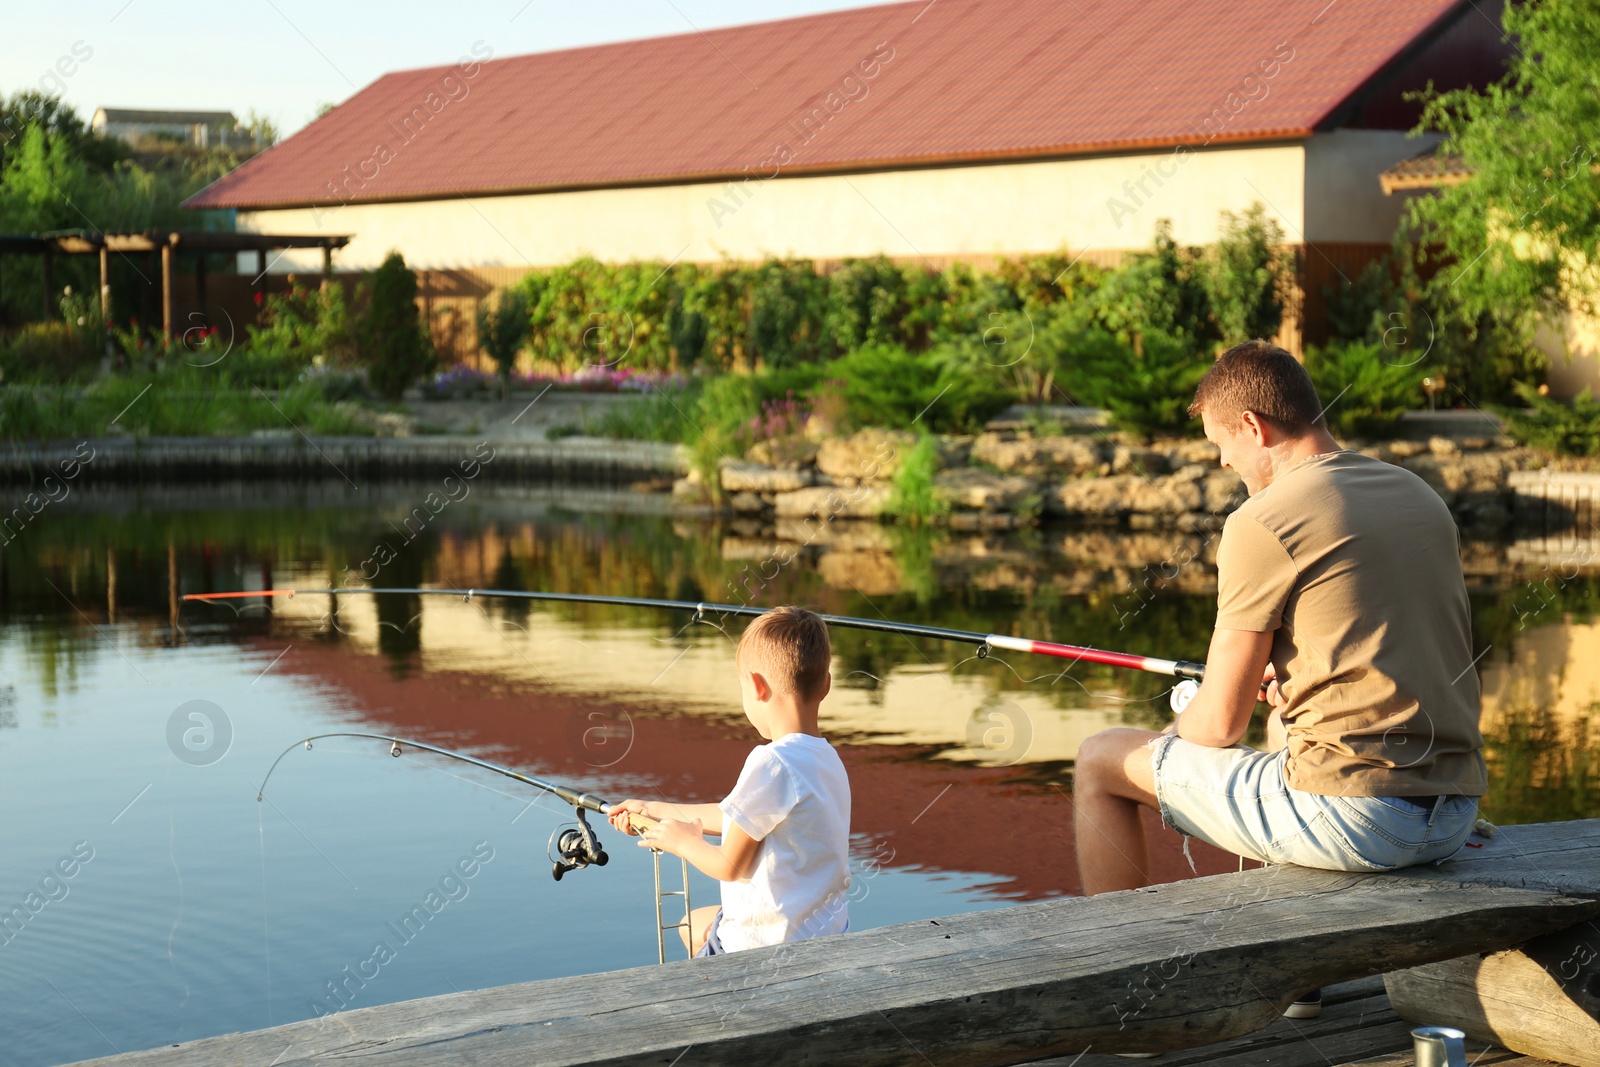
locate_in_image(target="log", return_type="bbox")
[65,820,1600,1067]
[1387,922,1600,1067]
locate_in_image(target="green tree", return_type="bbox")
[1205,203,1290,344]
[476,288,529,381]
[361,252,434,399]
[1408,0,1600,334]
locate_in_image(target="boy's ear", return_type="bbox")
[820,674,831,700]
[750,670,773,702]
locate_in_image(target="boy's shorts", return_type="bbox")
[1150,734,1479,871]
[693,908,725,958]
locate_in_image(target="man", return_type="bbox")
[1073,339,1486,937]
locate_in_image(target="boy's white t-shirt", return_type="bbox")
[715,732,851,952]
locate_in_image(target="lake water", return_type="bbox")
[1,480,1596,1066]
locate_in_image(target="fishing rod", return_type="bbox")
[185,586,1210,683]
[259,731,696,962]
[259,732,641,880]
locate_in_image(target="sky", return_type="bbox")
[5,0,901,137]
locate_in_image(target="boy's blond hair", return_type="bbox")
[736,607,831,701]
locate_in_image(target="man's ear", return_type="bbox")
[1239,410,1271,445]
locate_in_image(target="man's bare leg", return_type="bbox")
[1074,727,1164,895]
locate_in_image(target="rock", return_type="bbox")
[719,459,815,493]
[1125,474,1204,515]
[949,512,1023,531]
[1203,469,1246,514]
[1168,439,1222,466]
[728,491,767,514]
[1399,455,1460,504]
[719,537,794,561]
[671,477,700,501]
[1389,440,1427,458]
[1046,475,1139,520]
[1429,436,1460,456]
[971,432,1103,476]
[815,430,916,483]
[937,435,975,469]
[746,437,819,469]
[815,551,902,596]
[773,485,892,520]
[933,468,1039,511]
[1458,437,1493,452]
[1111,444,1171,476]
[772,519,893,550]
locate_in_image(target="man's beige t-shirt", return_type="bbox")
[1215,450,1486,797]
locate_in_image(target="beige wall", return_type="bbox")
[1304,129,1442,244]
[236,143,1310,272]
[1536,302,1600,401]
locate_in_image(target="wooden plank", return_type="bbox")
[1387,923,1600,1067]
[64,822,1600,1067]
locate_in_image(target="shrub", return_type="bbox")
[361,253,435,400]
[682,373,761,496]
[1090,220,1213,345]
[1057,327,1207,437]
[246,281,357,368]
[823,343,1011,434]
[826,257,915,352]
[1205,203,1290,344]
[477,288,529,380]
[1505,383,1600,456]
[1304,340,1426,439]
[747,258,830,367]
[0,321,103,384]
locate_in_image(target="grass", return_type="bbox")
[582,389,685,441]
[886,433,949,525]
[0,374,368,441]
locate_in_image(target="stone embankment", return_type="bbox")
[681,428,1581,537]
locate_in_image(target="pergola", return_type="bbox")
[0,229,350,338]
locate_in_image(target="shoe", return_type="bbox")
[1283,989,1322,1019]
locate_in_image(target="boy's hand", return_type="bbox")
[636,817,705,857]
[607,799,659,835]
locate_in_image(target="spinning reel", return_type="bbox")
[550,808,609,881]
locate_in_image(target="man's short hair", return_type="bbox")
[1188,339,1324,434]
[736,606,831,701]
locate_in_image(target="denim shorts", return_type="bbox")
[1150,735,1479,872]
[693,908,725,958]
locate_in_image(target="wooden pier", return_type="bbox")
[67,819,1600,1067]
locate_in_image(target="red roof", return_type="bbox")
[187,0,1472,210]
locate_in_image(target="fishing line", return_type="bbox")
[256,730,696,960]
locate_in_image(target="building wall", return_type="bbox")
[235,143,1309,273]
[1303,129,1442,243]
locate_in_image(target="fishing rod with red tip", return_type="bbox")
[184,586,1209,682]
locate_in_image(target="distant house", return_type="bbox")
[93,108,248,149]
[185,0,1513,355]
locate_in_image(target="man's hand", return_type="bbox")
[1176,628,1275,748]
[636,817,705,857]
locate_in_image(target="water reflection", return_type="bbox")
[3,482,1599,1065]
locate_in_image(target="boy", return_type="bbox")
[608,606,852,956]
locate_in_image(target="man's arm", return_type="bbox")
[1176,627,1275,748]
